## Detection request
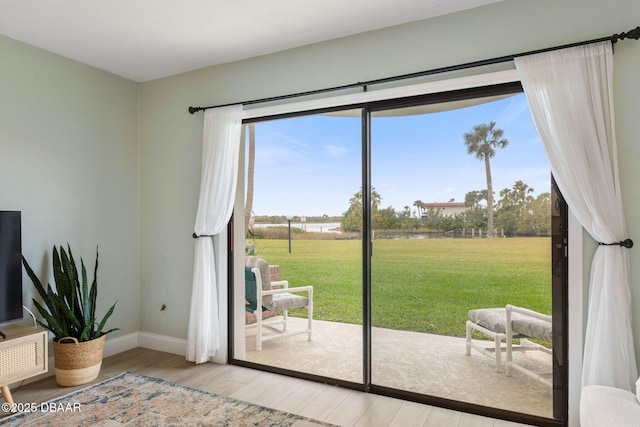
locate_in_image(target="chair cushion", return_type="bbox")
[244,267,261,313]
[512,313,553,343]
[468,308,552,343]
[271,293,309,312]
[245,256,273,308]
[468,308,509,333]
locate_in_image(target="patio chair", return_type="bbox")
[505,304,552,386]
[466,305,552,386]
[245,256,313,350]
[245,264,281,325]
[466,308,508,372]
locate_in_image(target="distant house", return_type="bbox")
[422,202,467,217]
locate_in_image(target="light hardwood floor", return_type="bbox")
[2,347,532,427]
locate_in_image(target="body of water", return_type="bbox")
[253,222,342,233]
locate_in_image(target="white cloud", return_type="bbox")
[497,94,530,127]
[323,144,348,157]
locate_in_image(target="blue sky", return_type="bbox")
[247,93,550,218]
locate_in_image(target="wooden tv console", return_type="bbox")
[0,325,48,405]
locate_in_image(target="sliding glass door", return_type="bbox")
[233,85,567,424]
[238,110,364,383]
[369,93,559,418]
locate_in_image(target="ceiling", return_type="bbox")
[0,0,503,82]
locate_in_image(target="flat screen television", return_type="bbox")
[0,211,23,323]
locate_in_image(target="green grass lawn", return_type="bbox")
[251,237,551,337]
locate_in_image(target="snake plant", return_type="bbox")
[22,244,118,342]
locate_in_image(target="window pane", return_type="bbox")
[239,111,363,383]
[370,93,554,417]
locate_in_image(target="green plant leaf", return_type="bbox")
[91,247,99,325]
[99,328,119,336]
[57,299,83,333]
[81,259,90,327]
[95,302,117,337]
[44,283,64,326]
[88,280,97,339]
[23,244,116,342]
[61,245,83,326]
[80,324,93,341]
[22,255,47,302]
[32,299,67,338]
[53,246,73,306]
[35,319,53,333]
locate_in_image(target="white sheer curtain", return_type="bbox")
[187,105,243,364]
[515,42,637,390]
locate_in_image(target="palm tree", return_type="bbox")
[342,188,382,232]
[371,188,382,210]
[464,190,487,210]
[349,187,382,210]
[463,121,509,238]
[413,200,425,218]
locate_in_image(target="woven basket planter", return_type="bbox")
[52,335,106,387]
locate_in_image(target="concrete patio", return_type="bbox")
[243,317,553,419]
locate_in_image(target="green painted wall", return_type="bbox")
[138,0,640,356]
[0,35,140,338]
[2,1,638,407]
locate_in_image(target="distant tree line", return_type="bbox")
[340,180,551,236]
[252,214,342,224]
[341,121,551,237]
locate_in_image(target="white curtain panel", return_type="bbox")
[515,42,637,390]
[187,105,243,364]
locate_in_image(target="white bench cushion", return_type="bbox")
[468,308,509,333]
[468,308,552,343]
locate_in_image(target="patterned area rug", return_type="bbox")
[0,372,336,426]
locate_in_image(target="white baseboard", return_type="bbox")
[13,331,187,388]
[103,332,140,357]
[137,332,186,356]
[104,331,186,356]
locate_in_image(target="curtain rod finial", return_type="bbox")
[188,106,202,114]
[612,26,640,43]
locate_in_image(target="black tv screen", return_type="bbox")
[0,211,22,323]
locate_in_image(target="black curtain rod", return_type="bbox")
[188,26,640,115]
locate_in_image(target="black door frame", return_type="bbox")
[230,82,569,427]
